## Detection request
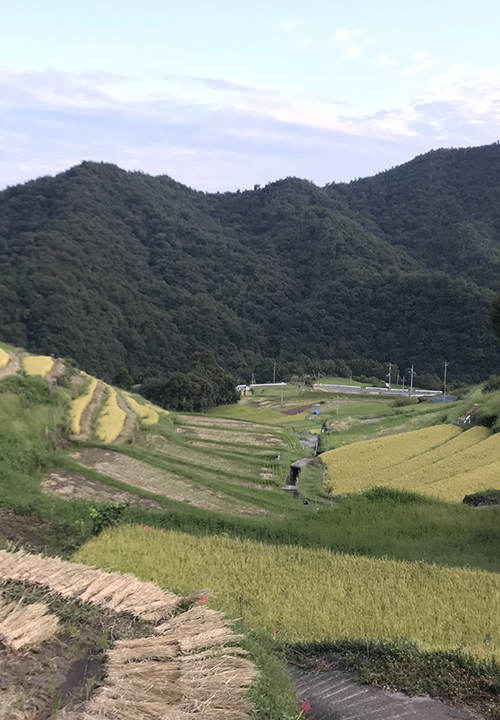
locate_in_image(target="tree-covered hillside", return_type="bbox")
[1,144,500,383]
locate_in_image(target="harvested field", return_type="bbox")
[41,470,164,510]
[179,414,268,430]
[280,403,318,415]
[145,434,263,480]
[176,425,285,448]
[0,552,256,720]
[187,440,278,459]
[71,448,268,515]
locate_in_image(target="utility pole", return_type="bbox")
[273,360,276,385]
[402,376,405,393]
[443,360,449,403]
[396,370,400,387]
[409,365,415,398]
[251,372,256,386]
[387,361,392,390]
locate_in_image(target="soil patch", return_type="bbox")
[41,470,164,510]
[280,403,318,416]
[44,358,65,384]
[70,448,269,516]
[0,509,64,555]
[0,581,153,720]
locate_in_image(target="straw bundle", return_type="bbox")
[0,550,179,621]
[156,606,243,652]
[0,597,59,650]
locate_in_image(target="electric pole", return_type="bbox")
[409,365,415,397]
[443,360,449,403]
[396,370,400,387]
[251,372,256,386]
[402,375,405,393]
[273,360,276,384]
[387,361,392,390]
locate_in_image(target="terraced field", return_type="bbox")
[78,525,500,655]
[322,423,500,501]
[177,424,285,448]
[70,447,270,515]
[22,354,54,377]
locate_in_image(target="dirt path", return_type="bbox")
[114,393,137,445]
[0,352,20,380]
[74,380,105,441]
[44,358,65,385]
[290,666,482,720]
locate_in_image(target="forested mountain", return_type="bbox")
[1,143,500,384]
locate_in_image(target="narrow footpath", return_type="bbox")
[290,667,483,720]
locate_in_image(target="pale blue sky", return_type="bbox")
[1,0,500,190]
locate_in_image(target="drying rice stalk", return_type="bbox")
[0,549,180,622]
[0,596,59,649]
[155,605,243,651]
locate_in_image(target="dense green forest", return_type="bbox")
[1,143,500,384]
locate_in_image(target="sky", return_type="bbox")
[1,0,500,191]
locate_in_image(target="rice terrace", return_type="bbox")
[4,338,500,720]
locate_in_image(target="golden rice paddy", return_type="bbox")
[22,355,54,377]
[96,386,126,443]
[124,393,159,424]
[70,375,97,435]
[322,424,500,502]
[77,525,500,653]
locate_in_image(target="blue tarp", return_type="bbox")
[313,409,321,414]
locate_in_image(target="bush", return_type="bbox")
[483,375,500,394]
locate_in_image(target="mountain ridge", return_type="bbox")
[1,144,500,383]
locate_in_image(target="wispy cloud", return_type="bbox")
[334,28,362,60]
[2,66,500,191]
[403,51,440,76]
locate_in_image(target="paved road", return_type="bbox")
[290,666,483,720]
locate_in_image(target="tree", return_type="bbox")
[141,351,239,412]
[114,367,133,390]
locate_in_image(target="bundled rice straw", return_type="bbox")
[0,550,179,621]
[155,605,243,651]
[0,596,59,650]
[0,551,257,720]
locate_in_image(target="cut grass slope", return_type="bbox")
[77,525,500,655]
